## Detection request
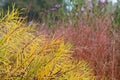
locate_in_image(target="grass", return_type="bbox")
[0,7,95,80]
[53,16,120,80]
[0,3,120,80]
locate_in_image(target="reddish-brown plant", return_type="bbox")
[54,17,119,80]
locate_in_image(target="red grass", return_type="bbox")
[53,17,120,80]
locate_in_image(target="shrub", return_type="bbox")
[0,7,95,80]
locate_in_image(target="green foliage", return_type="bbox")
[113,0,120,27]
[0,0,64,21]
[0,0,115,25]
[0,7,95,80]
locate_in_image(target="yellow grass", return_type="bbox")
[0,6,95,80]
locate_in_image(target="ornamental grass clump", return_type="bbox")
[54,17,119,80]
[0,7,95,80]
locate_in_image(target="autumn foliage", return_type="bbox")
[54,17,120,80]
[0,7,95,80]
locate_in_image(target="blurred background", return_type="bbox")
[0,0,120,27]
